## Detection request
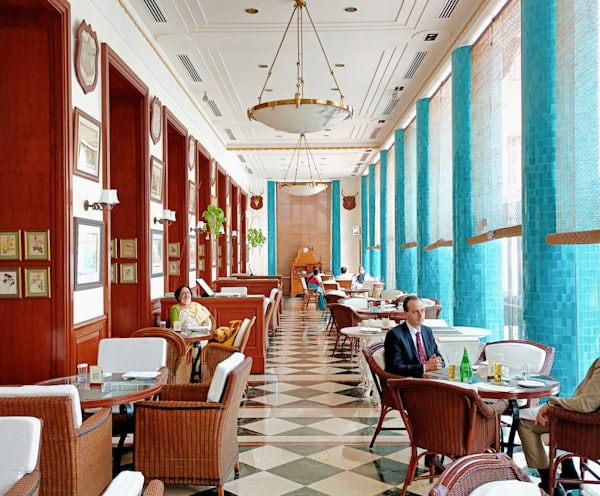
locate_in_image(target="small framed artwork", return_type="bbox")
[189,235,196,270]
[168,260,180,276]
[188,181,196,214]
[110,239,117,258]
[198,259,204,271]
[168,242,180,258]
[74,218,103,290]
[24,268,50,298]
[150,96,162,144]
[210,158,217,196]
[150,156,164,203]
[120,239,137,259]
[120,263,137,284]
[74,107,101,181]
[188,135,195,171]
[111,263,117,284]
[0,231,21,260]
[74,20,99,94]
[24,231,50,261]
[0,269,21,298]
[151,230,164,277]
[198,243,204,257]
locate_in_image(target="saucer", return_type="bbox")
[517,379,545,388]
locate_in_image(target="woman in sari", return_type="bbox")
[170,285,212,329]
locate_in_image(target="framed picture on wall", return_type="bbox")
[150,156,164,203]
[0,268,20,298]
[189,235,196,271]
[120,263,137,284]
[74,218,103,290]
[74,108,101,181]
[24,230,50,261]
[188,181,196,214]
[168,260,180,276]
[0,231,21,260]
[110,239,117,258]
[120,239,137,259]
[25,268,50,298]
[151,230,163,277]
[111,263,117,284]
[168,242,180,258]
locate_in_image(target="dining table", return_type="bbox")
[424,367,559,457]
[343,288,370,297]
[179,327,215,382]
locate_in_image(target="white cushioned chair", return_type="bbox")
[97,337,167,374]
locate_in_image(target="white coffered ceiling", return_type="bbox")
[126,0,507,182]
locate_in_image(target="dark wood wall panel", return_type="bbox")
[74,318,107,368]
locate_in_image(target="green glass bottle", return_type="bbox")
[459,347,473,383]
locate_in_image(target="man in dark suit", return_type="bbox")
[384,295,444,377]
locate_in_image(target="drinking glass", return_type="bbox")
[77,363,88,384]
[172,320,181,331]
[521,360,531,381]
[448,352,459,380]
[101,372,112,393]
[492,353,504,384]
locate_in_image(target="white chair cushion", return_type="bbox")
[102,471,144,496]
[469,480,540,496]
[233,318,252,348]
[221,286,248,295]
[0,416,42,495]
[373,348,386,370]
[485,342,547,373]
[98,337,167,373]
[269,287,278,301]
[207,352,245,403]
[437,340,485,366]
[0,385,82,428]
[341,297,368,310]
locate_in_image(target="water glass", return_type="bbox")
[448,352,459,380]
[173,320,181,331]
[101,372,112,393]
[77,363,88,384]
[521,360,531,380]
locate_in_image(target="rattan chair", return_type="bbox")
[424,304,443,319]
[199,316,255,382]
[388,378,508,496]
[101,472,164,496]
[328,303,362,357]
[131,328,193,384]
[0,387,113,496]
[324,290,347,334]
[134,357,252,496]
[547,405,600,496]
[362,342,406,447]
[430,452,548,496]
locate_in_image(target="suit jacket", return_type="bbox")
[549,356,600,413]
[384,322,443,378]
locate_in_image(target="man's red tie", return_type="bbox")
[416,331,427,364]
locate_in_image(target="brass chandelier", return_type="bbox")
[247,0,354,134]
[278,133,328,197]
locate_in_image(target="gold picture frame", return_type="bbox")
[0,231,21,260]
[25,268,50,298]
[120,239,137,259]
[0,268,21,298]
[120,263,137,284]
[24,230,50,261]
[168,242,180,258]
[168,260,180,276]
[150,156,164,203]
[110,239,117,258]
[111,263,117,284]
[74,107,101,181]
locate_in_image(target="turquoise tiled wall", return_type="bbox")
[361,175,370,271]
[331,180,341,275]
[379,150,388,285]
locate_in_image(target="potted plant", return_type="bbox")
[247,227,266,250]
[201,205,227,239]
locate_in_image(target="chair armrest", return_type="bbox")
[143,479,165,496]
[76,406,112,437]
[159,383,210,401]
[202,342,239,353]
[549,405,600,424]
[4,470,41,496]
[478,398,510,418]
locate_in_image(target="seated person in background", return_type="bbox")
[517,357,600,496]
[384,295,444,378]
[170,285,212,329]
[353,265,366,287]
[306,268,327,310]
[336,266,353,280]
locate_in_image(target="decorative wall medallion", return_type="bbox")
[188,135,196,170]
[75,20,99,94]
[150,96,162,144]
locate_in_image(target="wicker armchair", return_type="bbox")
[0,390,113,496]
[101,472,164,496]
[199,316,255,382]
[430,452,548,496]
[547,405,600,496]
[300,276,319,310]
[362,342,406,447]
[131,327,193,384]
[328,303,362,357]
[133,357,252,496]
[388,378,508,496]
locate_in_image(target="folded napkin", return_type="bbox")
[122,371,160,380]
[476,382,514,393]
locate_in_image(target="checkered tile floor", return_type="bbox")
[162,297,594,496]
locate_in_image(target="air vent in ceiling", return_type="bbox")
[224,128,236,140]
[208,100,222,118]
[237,155,247,163]
[369,127,381,140]
[439,0,459,19]
[177,55,202,82]
[143,0,167,22]
[403,51,427,79]
[360,152,370,162]
[383,98,399,115]
[245,166,254,174]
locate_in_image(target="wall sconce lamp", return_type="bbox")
[231,230,238,238]
[154,209,176,225]
[84,189,119,211]
[190,220,207,233]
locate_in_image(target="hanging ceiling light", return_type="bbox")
[278,133,328,196]
[247,0,354,134]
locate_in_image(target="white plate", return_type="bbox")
[359,327,381,333]
[517,380,545,388]
[122,371,160,380]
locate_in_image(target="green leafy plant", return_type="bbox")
[201,205,227,239]
[247,227,266,249]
